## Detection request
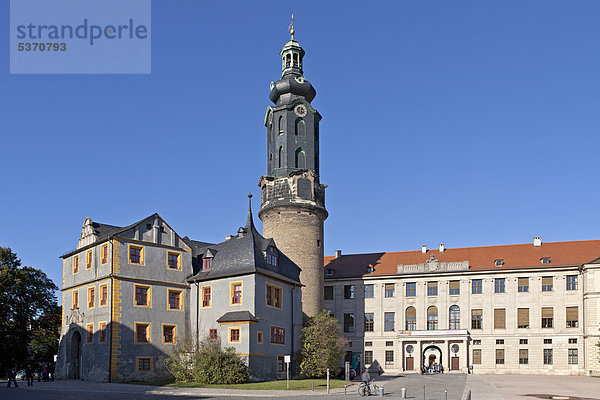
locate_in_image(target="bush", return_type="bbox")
[166,336,250,384]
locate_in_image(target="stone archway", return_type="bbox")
[67,331,82,379]
[423,345,442,369]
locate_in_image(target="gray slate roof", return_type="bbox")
[217,311,258,323]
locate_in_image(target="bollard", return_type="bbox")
[423,385,426,400]
[344,384,347,395]
[445,389,448,400]
[312,380,314,391]
[327,368,330,394]
[378,386,384,397]
[401,387,407,398]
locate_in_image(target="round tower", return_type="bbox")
[258,27,327,318]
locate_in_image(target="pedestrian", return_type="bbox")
[37,365,42,382]
[49,363,55,381]
[42,364,48,382]
[6,367,18,388]
[25,364,34,386]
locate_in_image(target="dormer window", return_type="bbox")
[495,259,504,267]
[366,266,374,274]
[202,257,212,271]
[266,246,278,267]
[541,257,551,264]
[326,268,335,277]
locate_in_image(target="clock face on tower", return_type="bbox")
[294,104,307,117]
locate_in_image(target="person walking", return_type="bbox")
[6,367,18,388]
[42,364,48,382]
[25,364,34,386]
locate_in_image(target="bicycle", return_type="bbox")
[358,380,381,396]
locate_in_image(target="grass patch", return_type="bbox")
[124,378,351,391]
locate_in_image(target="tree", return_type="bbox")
[0,247,60,373]
[299,310,349,378]
[166,336,250,384]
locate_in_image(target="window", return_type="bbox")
[229,327,241,343]
[541,307,553,328]
[270,326,285,344]
[231,282,242,305]
[406,282,416,297]
[427,306,438,330]
[266,246,278,267]
[517,308,529,328]
[344,285,354,299]
[519,349,528,365]
[384,283,395,298]
[541,257,551,264]
[385,350,394,365]
[137,357,152,371]
[568,349,578,365]
[386,341,393,346]
[86,323,94,343]
[129,245,144,264]
[365,341,372,346]
[471,309,483,330]
[257,331,263,344]
[201,287,211,308]
[86,250,93,269]
[266,283,282,308]
[566,306,579,328]
[324,286,334,300]
[364,284,374,298]
[472,349,482,364]
[344,313,355,333]
[496,349,504,364]
[542,276,553,292]
[494,309,506,329]
[472,279,482,294]
[100,284,108,307]
[73,255,79,274]
[326,268,334,277]
[494,278,505,293]
[566,275,578,291]
[472,340,481,345]
[519,339,528,345]
[209,329,218,339]
[86,287,95,309]
[364,351,373,365]
[449,305,460,329]
[99,322,107,343]
[495,259,504,267]
[518,277,529,292]
[427,282,438,296]
[384,312,395,332]
[449,280,460,295]
[278,146,284,168]
[543,349,553,365]
[168,289,182,310]
[167,252,180,270]
[278,116,284,134]
[135,285,151,307]
[73,289,79,308]
[162,325,176,344]
[569,338,577,344]
[146,223,152,230]
[135,323,150,343]
[202,257,212,271]
[405,307,416,331]
[544,338,552,344]
[277,355,285,373]
[496,339,504,345]
[101,244,108,265]
[364,313,374,332]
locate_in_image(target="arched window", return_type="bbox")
[295,118,306,137]
[269,153,273,172]
[278,116,284,135]
[405,307,416,331]
[427,306,438,330]
[293,53,298,67]
[278,147,284,169]
[285,53,291,68]
[449,305,460,329]
[295,148,305,169]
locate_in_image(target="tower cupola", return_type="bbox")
[281,39,304,77]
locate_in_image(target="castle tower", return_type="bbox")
[259,26,327,318]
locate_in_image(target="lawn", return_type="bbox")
[125,378,352,390]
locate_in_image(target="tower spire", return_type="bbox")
[245,193,254,229]
[288,14,295,39]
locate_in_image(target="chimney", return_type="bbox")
[335,250,342,259]
[225,235,233,241]
[533,236,542,247]
[439,243,445,253]
[421,245,427,254]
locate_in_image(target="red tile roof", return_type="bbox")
[324,240,600,279]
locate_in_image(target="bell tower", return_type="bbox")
[259,24,327,318]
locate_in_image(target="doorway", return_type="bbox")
[422,345,442,369]
[68,331,82,379]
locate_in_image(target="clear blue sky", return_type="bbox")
[2,1,600,296]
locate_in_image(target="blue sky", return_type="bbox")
[1,1,600,296]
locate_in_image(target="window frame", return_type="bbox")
[471,279,482,294]
[324,285,334,300]
[471,309,483,330]
[543,348,553,365]
[385,350,394,365]
[494,278,505,293]
[136,357,152,371]
[87,286,95,309]
[427,281,438,296]
[364,284,374,298]
[86,249,93,269]
[568,348,578,365]
[270,326,285,345]
[168,289,183,311]
[101,244,109,265]
[162,324,177,344]
[209,329,218,340]
[541,276,553,292]
[566,275,578,291]
[73,289,79,309]
[86,323,94,343]
[73,255,79,274]
[519,349,528,365]
[257,331,263,344]
[98,321,107,343]
[99,283,108,307]
[384,312,395,332]
[344,285,354,299]
[344,313,355,333]
[266,283,283,309]
[134,322,151,343]
[201,286,211,308]
[167,251,181,270]
[472,349,482,364]
[128,244,145,265]
[495,349,505,364]
[384,283,395,298]
[230,282,243,305]
[364,313,374,332]
[449,280,460,295]
[406,282,416,297]
[134,284,151,308]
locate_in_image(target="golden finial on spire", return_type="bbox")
[288,14,295,39]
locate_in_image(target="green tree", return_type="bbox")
[166,336,250,384]
[299,310,348,378]
[0,247,60,373]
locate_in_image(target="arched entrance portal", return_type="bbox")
[67,331,82,379]
[422,345,442,369]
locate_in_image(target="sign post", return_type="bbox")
[285,355,291,389]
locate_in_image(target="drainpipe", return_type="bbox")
[195,281,200,352]
[580,265,586,372]
[108,237,113,383]
[291,285,296,358]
